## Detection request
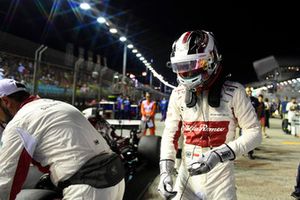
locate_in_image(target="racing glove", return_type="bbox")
[188,144,235,176]
[158,159,177,199]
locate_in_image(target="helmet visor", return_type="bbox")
[178,68,209,80]
[171,53,211,74]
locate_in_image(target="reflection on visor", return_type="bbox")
[179,68,209,79]
[172,58,209,73]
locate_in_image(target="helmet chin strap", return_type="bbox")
[185,88,197,108]
[184,66,228,108]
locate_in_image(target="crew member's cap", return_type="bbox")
[0,79,27,97]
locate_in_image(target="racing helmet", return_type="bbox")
[170,30,222,89]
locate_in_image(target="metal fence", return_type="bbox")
[0,54,167,111]
[0,31,169,108]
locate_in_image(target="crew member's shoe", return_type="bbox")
[248,153,255,160]
[291,191,300,199]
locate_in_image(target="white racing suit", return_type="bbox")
[160,81,262,200]
[0,98,125,200]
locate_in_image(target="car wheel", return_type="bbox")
[137,135,161,166]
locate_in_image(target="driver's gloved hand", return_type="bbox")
[158,160,177,199]
[188,144,235,176]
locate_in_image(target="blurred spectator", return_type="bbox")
[140,92,156,135]
[276,97,281,116]
[245,86,259,110]
[257,94,269,138]
[270,97,281,118]
[264,98,271,129]
[280,96,289,119]
[80,83,89,94]
[286,97,299,135]
[116,94,124,119]
[123,96,131,119]
[0,51,164,110]
[159,97,168,121]
[17,62,29,81]
[244,86,260,159]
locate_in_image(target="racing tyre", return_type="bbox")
[137,135,161,166]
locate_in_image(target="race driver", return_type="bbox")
[158,30,262,199]
[0,79,125,200]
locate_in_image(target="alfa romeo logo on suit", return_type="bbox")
[183,121,230,147]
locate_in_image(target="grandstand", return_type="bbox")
[0,31,169,110]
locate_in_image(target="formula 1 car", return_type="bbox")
[17,107,161,200]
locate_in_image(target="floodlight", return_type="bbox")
[80,2,91,10]
[119,36,127,42]
[127,44,134,49]
[109,28,118,34]
[97,17,106,24]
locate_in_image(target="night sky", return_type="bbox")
[1,0,300,87]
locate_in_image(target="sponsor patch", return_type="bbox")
[183,121,230,147]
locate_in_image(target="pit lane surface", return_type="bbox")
[143,117,300,200]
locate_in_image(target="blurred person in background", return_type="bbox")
[123,96,131,119]
[116,94,124,119]
[159,97,169,121]
[140,92,156,135]
[158,30,262,200]
[257,94,269,138]
[286,97,299,136]
[272,97,281,118]
[281,96,290,134]
[245,86,259,109]
[264,97,271,129]
[280,96,289,119]
[244,86,260,159]
[0,78,125,200]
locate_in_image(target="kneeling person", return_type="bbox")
[0,79,125,200]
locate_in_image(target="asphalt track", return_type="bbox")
[142,116,300,200]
